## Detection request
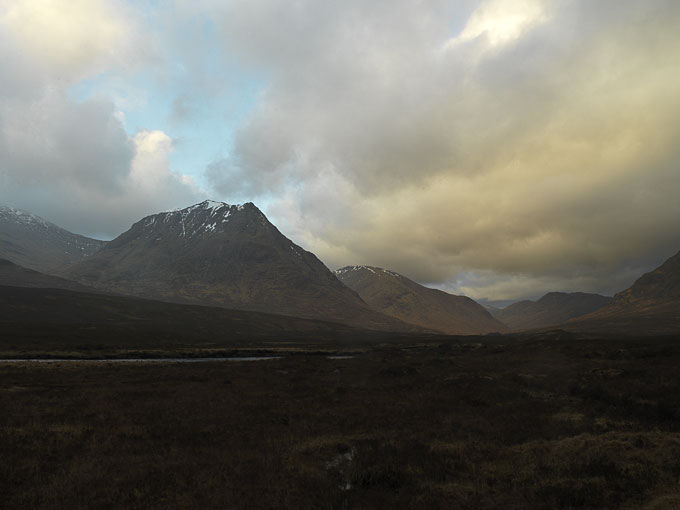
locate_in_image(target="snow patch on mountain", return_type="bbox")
[0,206,51,230]
[335,265,401,278]
[0,204,107,271]
[139,200,269,240]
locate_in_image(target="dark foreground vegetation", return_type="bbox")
[2,334,680,509]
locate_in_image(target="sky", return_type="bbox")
[1,0,679,303]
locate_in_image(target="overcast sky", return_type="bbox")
[1,0,679,302]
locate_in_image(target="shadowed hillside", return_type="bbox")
[335,265,507,335]
[0,285,436,357]
[564,250,680,334]
[493,292,612,331]
[0,259,98,293]
[0,205,105,273]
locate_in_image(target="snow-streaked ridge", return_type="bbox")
[0,205,52,229]
[139,200,268,238]
[335,265,401,278]
[0,205,106,261]
[170,200,230,214]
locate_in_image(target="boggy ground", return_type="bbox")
[2,334,680,509]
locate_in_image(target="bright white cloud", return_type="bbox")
[450,0,550,48]
[0,0,136,78]
[130,129,200,200]
[131,130,174,185]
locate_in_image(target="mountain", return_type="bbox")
[564,250,680,335]
[334,265,507,335]
[0,205,106,273]
[615,250,680,303]
[492,292,612,331]
[0,258,99,293]
[63,201,418,331]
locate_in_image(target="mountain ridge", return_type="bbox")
[492,291,613,331]
[335,265,508,335]
[563,249,680,334]
[0,205,106,273]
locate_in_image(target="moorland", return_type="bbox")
[3,332,680,509]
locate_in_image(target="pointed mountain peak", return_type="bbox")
[128,200,270,240]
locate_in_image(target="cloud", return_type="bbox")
[450,0,550,48]
[128,130,202,207]
[0,0,140,79]
[204,0,680,299]
[0,0,202,238]
[0,88,203,237]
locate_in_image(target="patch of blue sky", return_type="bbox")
[68,3,266,191]
[68,65,264,191]
[447,0,478,38]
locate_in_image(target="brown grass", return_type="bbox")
[2,335,680,508]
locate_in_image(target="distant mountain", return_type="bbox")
[63,201,418,332]
[565,250,680,335]
[334,265,507,335]
[0,205,106,273]
[492,292,612,331]
[0,258,98,293]
[482,304,501,313]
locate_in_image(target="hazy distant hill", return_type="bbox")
[0,205,106,273]
[63,201,418,332]
[565,250,680,334]
[493,292,612,331]
[334,265,507,335]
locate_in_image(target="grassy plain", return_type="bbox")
[2,334,680,509]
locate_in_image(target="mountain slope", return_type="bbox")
[334,265,507,335]
[615,250,680,303]
[64,201,418,331]
[0,205,106,273]
[493,292,612,331]
[0,258,99,293]
[565,250,680,335]
[0,285,429,356]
